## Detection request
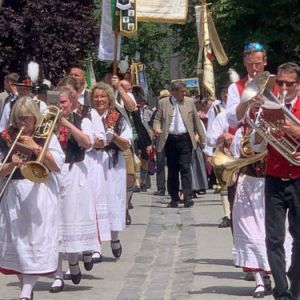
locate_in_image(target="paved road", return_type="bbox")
[0,188,273,300]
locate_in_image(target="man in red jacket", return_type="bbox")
[253,62,300,300]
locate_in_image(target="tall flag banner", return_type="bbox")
[136,0,188,24]
[202,5,215,97]
[195,4,228,97]
[207,11,228,66]
[119,0,138,36]
[195,6,204,76]
[98,0,121,61]
[85,59,97,89]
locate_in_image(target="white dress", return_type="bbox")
[231,129,292,271]
[0,135,65,274]
[57,117,100,253]
[86,109,111,242]
[100,111,132,231]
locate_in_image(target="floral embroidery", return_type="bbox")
[103,109,120,130]
[0,128,16,146]
[58,126,69,150]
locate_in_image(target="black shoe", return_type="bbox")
[69,262,81,285]
[253,285,265,298]
[92,251,103,264]
[198,189,206,195]
[83,253,94,271]
[111,240,122,258]
[184,199,194,208]
[192,192,198,199]
[263,276,272,295]
[154,190,165,196]
[133,186,140,193]
[140,185,147,192]
[49,277,64,293]
[128,202,134,209]
[218,216,231,228]
[167,201,178,208]
[126,209,132,225]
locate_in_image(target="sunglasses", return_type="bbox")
[276,80,297,87]
[244,42,265,52]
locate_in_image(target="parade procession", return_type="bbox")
[1,0,300,300]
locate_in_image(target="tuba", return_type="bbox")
[243,72,300,166]
[212,147,267,188]
[21,105,61,183]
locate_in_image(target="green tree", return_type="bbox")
[0,0,98,86]
[172,0,300,85]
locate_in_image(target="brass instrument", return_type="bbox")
[0,126,25,200]
[243,71,300,166]
[21,105,61,183]
[212,148,267,188]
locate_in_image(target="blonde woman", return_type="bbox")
[0,97,65,300]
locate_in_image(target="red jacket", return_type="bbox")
[265,95,300,178]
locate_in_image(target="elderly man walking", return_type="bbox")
[153,80,206,208]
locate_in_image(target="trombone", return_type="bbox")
[0,105,60,200]
[21,105,61,183]
[0,126,25,200]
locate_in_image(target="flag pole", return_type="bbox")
[113,8,120,75]
[200,0,206,97]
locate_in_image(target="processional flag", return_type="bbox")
[195,5,228,97]
[98,0,122,61]
[99,0,188,61]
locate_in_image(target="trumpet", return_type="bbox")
[243,71,300,166]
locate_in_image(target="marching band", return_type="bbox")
[0,45,300,300]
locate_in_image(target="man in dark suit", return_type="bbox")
[153,80,206,208]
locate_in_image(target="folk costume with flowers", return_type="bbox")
[100,108,132,232]
[57,112,99,253]
[0,127,65,274]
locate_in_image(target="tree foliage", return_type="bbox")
[0,0,98,86]
[173,0,300,84]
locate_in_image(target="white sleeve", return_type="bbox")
[206,112,229,148]
[0,103,10,131]
[91,109,106,142]
[81,117,94,147]
[48,134,65,171]
[226,83,245,128]
[230,128,243,159]
[39,100,48,112]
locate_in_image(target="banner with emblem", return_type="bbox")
[136,0,188,24]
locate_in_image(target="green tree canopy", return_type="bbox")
[0,0,98,86]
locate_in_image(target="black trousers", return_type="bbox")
[156,148,166,192]
[165,133,193,202]
[265,176,300,300]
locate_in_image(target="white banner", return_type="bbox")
[202,5,215,97]
[137,0,188,24]
[98,0,121,61]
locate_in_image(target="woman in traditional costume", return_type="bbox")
[49,88,100,293]
[0,97,65,300]
[91,82,132,258]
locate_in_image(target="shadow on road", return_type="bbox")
[189,285,253,296]
[193,271,244,280]
[184,258,233,267]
